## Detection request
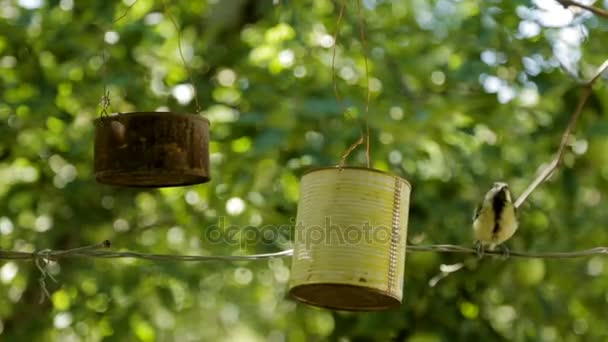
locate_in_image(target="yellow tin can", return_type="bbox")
[289,166,411,311]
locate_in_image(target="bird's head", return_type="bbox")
[486,182,512,202]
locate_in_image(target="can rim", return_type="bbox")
[302,166,411,188]
[93,111,210,124]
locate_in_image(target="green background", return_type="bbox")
[1,0,608,340]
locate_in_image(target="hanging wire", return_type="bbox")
[98,0,205,116]
[33,249,57,303]
[356,0,371,168]
[99,50,111,117]
[162,0,203,114]
[333,0,370,168]
[331,0,346,114]
[97,1,139,117]
[335,0,372,167]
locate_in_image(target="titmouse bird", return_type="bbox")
[473,182,518,257]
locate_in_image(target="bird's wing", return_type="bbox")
[473,202,483,221]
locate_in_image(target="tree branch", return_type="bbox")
[556,0,608,19]
[514,60,608,209]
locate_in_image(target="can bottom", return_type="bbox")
[95,169,210,187]
[289,283,401,311]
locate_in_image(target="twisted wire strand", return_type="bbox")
[2,242,608,262]
[4,240,607,302]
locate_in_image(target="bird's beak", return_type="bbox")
[496,183,512,201]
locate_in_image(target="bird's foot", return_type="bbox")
[498,244,510,259]
[474,240,484,259]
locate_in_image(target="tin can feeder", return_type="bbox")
[94,112,210,187]
[289,167,411,311]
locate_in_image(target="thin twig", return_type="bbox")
[113,0,139,23]
[556,0,608,19]
[514,60,608,209]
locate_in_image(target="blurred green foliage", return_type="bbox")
[1,0,608,341]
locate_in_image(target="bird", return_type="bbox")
[472,182,518,257]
